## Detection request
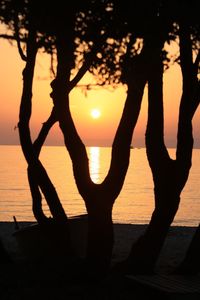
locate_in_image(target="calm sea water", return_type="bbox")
[0,145,199,226]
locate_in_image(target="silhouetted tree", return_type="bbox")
[47,0,169,276]
[51,35,153,276]
[1,0,199,277]
[0,0,107,262]
[113,0,199,275]
[0,0,69,226]
[1,1,150,273]
[0,0,113,225]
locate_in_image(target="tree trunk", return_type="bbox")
[86,199,113,277]
[17,26,71,260]
[18,28,68,225]
[118,23,199,275]
[28,108,57,223]
[51,35,149,276]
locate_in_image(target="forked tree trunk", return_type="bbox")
[17,25,71,260]
[27,31,101,223]
[121,23,199,275]
[51,35,150,276]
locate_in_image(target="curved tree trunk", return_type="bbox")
[120,23,199,275]
[17,25,72,262]
[18,27,68,225]
[28,108,57,223]
[174,23,200,274]
[51,35,149,276]
[27,31,101,223]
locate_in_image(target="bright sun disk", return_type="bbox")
[90,109,101,119]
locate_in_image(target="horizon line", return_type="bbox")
[0,143,200,150]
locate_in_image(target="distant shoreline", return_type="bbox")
[1,144,200,149]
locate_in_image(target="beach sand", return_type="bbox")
[0,221,196,272]
[0,221,198,299]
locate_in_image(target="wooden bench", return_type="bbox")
[126,274,200,299]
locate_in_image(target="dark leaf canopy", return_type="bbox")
[0,0,199,85]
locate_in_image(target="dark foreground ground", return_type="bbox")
[0,222,199,299]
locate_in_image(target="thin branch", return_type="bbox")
[69,37,105,90]
[33,107,57,157]
[0,34,27,45]
[14,13,27,61]
[69,55,96,90]
[0,34,15,40]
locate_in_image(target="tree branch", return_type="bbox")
[69,48,97,90]
[14,13,27,61]
[0,34,15,40]
[33,107,57,157]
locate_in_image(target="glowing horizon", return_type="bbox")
[0,36,199,148]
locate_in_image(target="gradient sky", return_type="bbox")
[0,36,199,148]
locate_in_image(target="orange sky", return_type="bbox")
[0,37,199,148]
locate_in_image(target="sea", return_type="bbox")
[0,145,199,226]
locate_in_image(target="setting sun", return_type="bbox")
[90,108,101,119]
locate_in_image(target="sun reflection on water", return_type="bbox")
[1,146,200,225]
[89,147,100,183]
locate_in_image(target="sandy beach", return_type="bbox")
[0,221,197,271]
[0,221,198,299]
